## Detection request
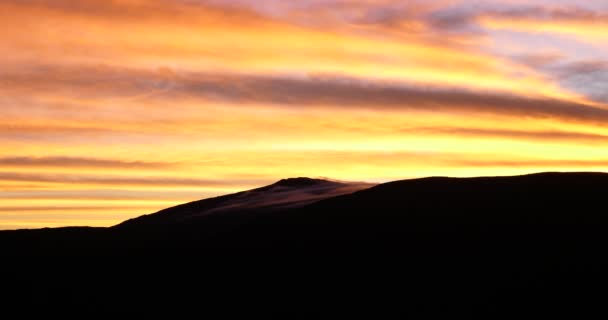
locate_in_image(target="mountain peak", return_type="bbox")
[272,177,341,188]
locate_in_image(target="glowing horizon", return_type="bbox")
[2,0,608,229]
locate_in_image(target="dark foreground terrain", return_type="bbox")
[2,172,608,316]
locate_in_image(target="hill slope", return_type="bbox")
[3,172,608,315]
[117,177,373,227]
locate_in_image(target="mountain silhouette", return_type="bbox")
[3,172,608,316]
[117,177,372,227]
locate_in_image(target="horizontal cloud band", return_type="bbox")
[3,65,608,125]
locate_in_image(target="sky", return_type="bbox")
[2,0,608,229]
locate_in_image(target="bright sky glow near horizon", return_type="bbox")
[2,0,608,229]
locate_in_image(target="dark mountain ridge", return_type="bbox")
[116,177,372,228]
[3,172,608,251]
[3,172,608,315]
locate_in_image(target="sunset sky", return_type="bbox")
[2,0,608,229]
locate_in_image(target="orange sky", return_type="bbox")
[2,0,608,229]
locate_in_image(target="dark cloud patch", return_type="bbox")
[419,4,608,39]
[505,57,608,105]
[346,6,410,26]
[178,73,608,124]
[546,60,608,103]
[554,60,608,75]
[277,0,424,26]
[511,53,564,69]
[426,8,482,36]
[434,5,608,28]
[487,6,608,22]
[429,11,471,29]
[252,0,483,45]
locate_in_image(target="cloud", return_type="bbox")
[0,171,269,188]
[1,64,606,126]
[275,0,487,46]
[380,3,608,49]
[0,0,262,23]
[0,205,160,212]
[0,0,559,97]
[553,60,608,76]
[0,189,217,201]
[0,157,176,169]
[511,52,564,69]
[149,71,608,125]
[484,6,608,22]
[478,6,608,41]
[428,10,473,30]
[451,158,608,168]
[406,127,608,144]
[542,60,608,103]
[0,124,119,135]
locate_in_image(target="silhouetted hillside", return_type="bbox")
[117,177,371,228]
[3,172,608,315]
